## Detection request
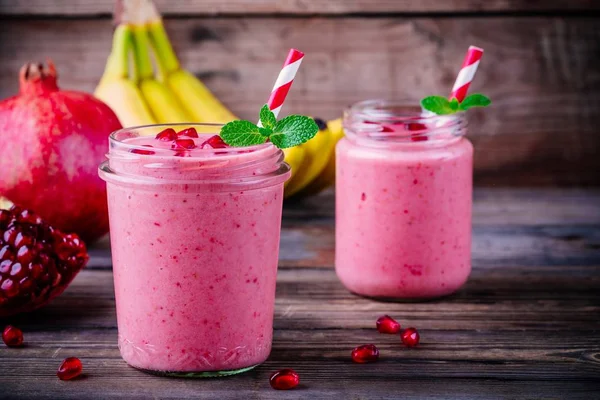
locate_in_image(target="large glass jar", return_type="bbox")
[99,124,290,376]
[336,101,473,299]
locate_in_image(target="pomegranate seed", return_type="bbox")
[10,263,23,278]
[131,145,155,155]
[0,245,14,261]
[178,127,199,138]
[407,122,428,142]
[1,279,19,297]
[269,369,300,390]
[351,344,379,363]
[200,135,229,149]
[3,227,18,245]
[17,246,34,265]
[14,232,34,248]
[401,327,420,347]
[376,315,401,334]
[171,139,196,150]
[2,325,23,347]
[0,260,11,274]
[155,128,177,141]
[57,357,83,380]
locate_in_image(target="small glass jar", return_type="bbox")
[336,101,473,299]
[98,124,290,377]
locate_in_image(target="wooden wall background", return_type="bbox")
[1,1,599,186]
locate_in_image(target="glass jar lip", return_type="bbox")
[343,99,467,144]
[345,99,465,124]
[109,123,272,156]
[100,123,290,190]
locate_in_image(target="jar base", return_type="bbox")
[349,290,461,303]
[132,364,260,378]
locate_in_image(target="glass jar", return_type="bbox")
[336,100,473,299]
[98,124,290,377]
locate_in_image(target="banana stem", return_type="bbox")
[104,24,133,79]
[131,25,155,80]
[148,21,180,74]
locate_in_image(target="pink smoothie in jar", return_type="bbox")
[98,124,290,377]
[336,101,473,299]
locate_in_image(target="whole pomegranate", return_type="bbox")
[0,61,122,242]
[0,205,88,317]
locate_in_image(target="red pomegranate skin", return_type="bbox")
[0,62,122,242]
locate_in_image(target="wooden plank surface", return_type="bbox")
[1,189,599,399]
[89,188,600,269]
[1,0,598,17]
[1,17,599,186]
[1,267,599,399]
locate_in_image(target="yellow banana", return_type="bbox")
[94,24,155,127]
[294,117,344,196]
[131,25,191,124]
[284,120,334,198]
[146,11,237,124]
[282,146,306,189]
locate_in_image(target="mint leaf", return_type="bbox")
[220,120,267,147]
[258,127,272,137]
[259,104,276,130]
[459,94,491,111]
[449,97,459,111]
[270,116,319,149]
[421,96,455,115]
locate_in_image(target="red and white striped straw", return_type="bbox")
[265,48,305,119]
[450,46,484,102]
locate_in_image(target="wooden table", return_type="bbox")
[1,189,599,399]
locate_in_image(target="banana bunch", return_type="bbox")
[95,0,344,197]
[283,118,343,198]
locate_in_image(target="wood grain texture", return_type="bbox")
[86,189,600,269]
[1,189,600,399]
[1,0,599,17]
[1,17,599,185]
[1,266,599,399]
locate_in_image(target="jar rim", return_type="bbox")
[99,123,290,190]
[109,123,272,157]
[343,100,467,144]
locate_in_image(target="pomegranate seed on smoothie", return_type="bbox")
[336,46,491,299]
[99,49,319,377]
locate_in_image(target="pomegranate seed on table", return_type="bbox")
[2,325,24,347]
[401,327,420,347]
[57,357,83,381]
[155,128,177,141]
[171,139,196,150]
[178,127,199,138]
[269,369,300,390]
[200,135,229,149]
[376,315,401,334]
[351,344,379,363]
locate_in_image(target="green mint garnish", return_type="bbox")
[259,104,277,130]
[458,94,491,111]
[421,94,491,115]
[221,104,319,149]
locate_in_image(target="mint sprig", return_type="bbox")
[421,94,491,115]
[221,104,319,149]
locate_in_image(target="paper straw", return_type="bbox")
[450,46,484,102]
[262,49,305,122]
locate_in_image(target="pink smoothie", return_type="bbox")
[99,127,289,374]
[336,112,473,299]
